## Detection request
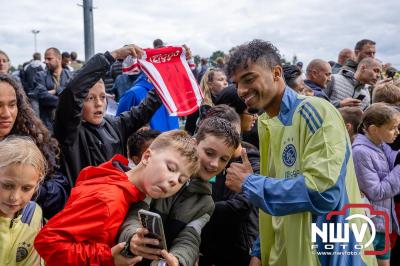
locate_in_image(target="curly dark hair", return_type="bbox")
[0,73,59,175]
[283,64,302,88]
[227,39,282,78]
[196,116,240,150]
[195,104,241,135]
[203,104,241,126]
[127,129,161,158]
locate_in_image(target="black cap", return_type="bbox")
[62,51,71,58]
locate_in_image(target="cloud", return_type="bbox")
[1,0,399,69]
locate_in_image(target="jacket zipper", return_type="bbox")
[8,218,16,263]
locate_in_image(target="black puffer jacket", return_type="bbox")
[54,52,161,186]
[200,141,260,266]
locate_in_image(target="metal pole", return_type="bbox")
[83,0,94,61]
[32,30,40,52]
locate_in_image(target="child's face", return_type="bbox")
[140,149,191,198]
[197,135,235,181]
[240,109,257,132]
[0,164,40,218]
[374,116,400,144]
[82,82,107,125]
[209,71,228,95]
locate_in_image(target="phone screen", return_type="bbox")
[356,94,365,101]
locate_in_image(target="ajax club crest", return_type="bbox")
[282,144,297,167]
[16,242,31,262]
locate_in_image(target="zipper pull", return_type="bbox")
[9,219,15,229]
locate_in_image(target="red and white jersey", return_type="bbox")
[122,46,203,116]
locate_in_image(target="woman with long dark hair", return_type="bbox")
[0,73,68,219]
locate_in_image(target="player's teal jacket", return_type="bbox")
[244,87,377,266]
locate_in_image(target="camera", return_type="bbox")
[386,67,397,79]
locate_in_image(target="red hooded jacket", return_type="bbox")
[34,155,145,265]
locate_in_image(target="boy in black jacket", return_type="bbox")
[54,45,162,186]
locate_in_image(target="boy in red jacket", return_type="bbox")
[34,130,199,266]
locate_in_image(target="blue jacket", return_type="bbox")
[304,80,330,101]
[111,73,139,101]
[116,73,179,132]
[34,68,72,131]
[352,133,400,233]
[36,172,69,219]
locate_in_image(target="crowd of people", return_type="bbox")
[0,37,400,266]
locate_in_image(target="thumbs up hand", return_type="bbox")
[225,148,253,193]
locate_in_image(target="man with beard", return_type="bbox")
[325,57,382,110]
[34,47,72,131]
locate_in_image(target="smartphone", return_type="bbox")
[355,94,366,101]
[138,209,168,250]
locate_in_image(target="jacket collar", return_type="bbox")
[187,177,212,195]
[352,133,383,153]
[337,69,364,90]
[343,59,358,71]
[277,86,304,126]
[304,80,324,91]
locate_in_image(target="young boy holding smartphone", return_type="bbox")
[34,130,199,266]
[118,117,241,266]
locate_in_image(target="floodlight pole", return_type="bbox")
[32,29,40,52]
[83,0,95,61]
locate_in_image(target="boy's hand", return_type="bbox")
[160,250,179,266]
[340,98,361,107]
[249,256,262,266]
[129,228,162,260]
[182,44,192,60]
[225,148,253,193]
[112,242,143,266]
[111,44,144,60]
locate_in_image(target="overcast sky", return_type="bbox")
[1,0,399,68]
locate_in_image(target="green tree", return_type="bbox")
[209,50,225,67]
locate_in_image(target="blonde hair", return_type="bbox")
[0,136,47,181]
[372,83,400,104]
[149,130,200,175]
[199,68,225,106]
[0,50,10,62]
